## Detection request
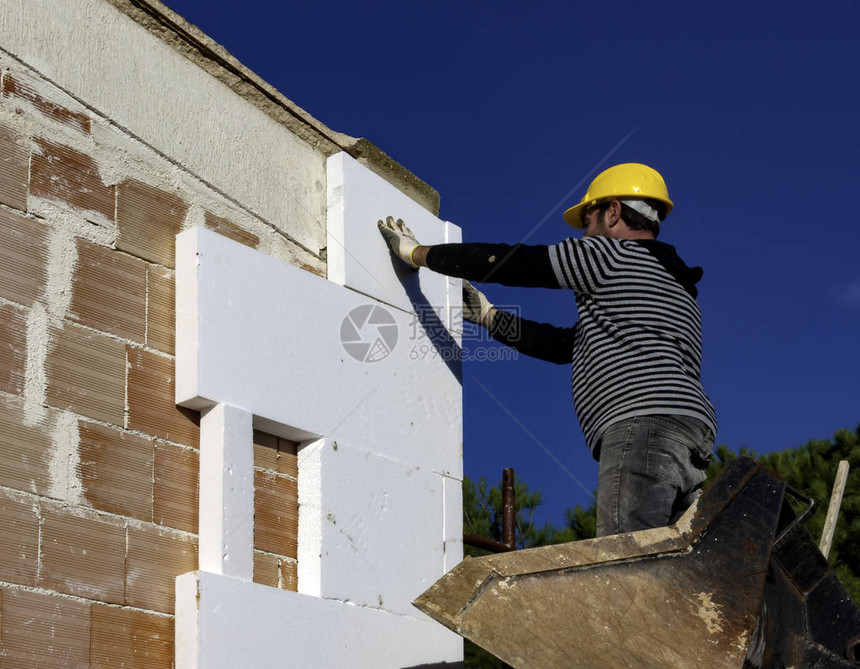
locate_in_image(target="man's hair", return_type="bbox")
[593,199,663,237]
[619,198,663,237]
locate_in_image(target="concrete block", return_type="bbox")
[327,152,463,328]
[253,430,298,479]
[176,571,462,669]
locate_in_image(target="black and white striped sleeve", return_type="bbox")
[548,236,616,293]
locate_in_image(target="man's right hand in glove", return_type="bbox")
[463,280,497,329]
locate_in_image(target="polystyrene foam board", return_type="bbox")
[443,475,465,573]
[175,227,465,665]
[312,439,446,617]
[176,571,462,668]
[198,404,254,579]
[327,152,463,328]
[176,226,463,478]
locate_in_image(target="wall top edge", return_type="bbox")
[105,0,441,216]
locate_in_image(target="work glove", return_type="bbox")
[462,280,495,328]
[378,216,421,269]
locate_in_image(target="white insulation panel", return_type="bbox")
[175,180,463,666]
[176,225,463,477]
[327,152,463,328]
[176,571,463,668]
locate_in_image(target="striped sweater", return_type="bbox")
[426,237,717,452]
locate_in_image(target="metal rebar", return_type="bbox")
[463,533,515,553]
[502,468,515,550]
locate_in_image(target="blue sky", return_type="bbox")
[162,0,860,527]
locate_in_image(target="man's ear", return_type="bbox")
[605,200,622,228]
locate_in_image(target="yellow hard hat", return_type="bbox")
[563,163,674,229]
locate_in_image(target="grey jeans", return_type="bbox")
[594,415,715,537]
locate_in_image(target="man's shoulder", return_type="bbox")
[556,235,617,250]
[556,235,649,259]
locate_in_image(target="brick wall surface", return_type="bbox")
[153,441,198,533]
[0,209,48,307]
[0,122,30,212]
[0,490,38,587]
[79,422,154,522]
[31,138,115,224]
[0,398,53,496]
[116,179,188,268]
[70,239,148,344]
[0,303,26,396]
[45,321,127,425]
[0,52,304,667]
[0,588,174,668]
[2,73,92,134]
[146,265,176,354]
[1,588,92,667]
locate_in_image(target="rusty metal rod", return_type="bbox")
[502,468,515,549]
[501,469,516,669]
[462,469,516,669]
[463,533,515,553]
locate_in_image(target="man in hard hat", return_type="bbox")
[379,163,717,537]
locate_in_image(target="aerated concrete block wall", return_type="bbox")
[0,0,459,666]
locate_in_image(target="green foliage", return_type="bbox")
[557,504,598,543]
